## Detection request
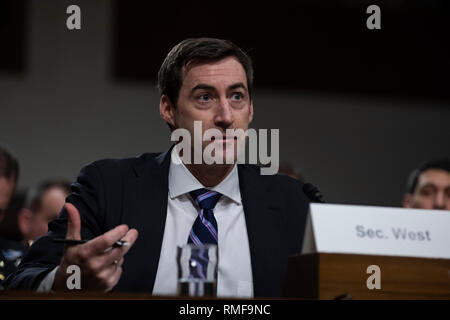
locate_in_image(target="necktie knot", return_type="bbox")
[189,188,222,210]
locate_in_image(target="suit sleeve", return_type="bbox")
[5,162,107,290]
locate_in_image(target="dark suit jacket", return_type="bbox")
[5,150,309,297]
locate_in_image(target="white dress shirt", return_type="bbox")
[39,148,254,297]
[152,147,254,297]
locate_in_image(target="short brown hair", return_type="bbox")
[406,158,450,194]
[157,38,254,106]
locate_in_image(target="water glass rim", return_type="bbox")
[177,243,218,249]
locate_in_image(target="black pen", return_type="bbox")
[52,238,130,248]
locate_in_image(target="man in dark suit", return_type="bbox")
[6,38,310,297]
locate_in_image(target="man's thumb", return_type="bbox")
[65,203,81,240]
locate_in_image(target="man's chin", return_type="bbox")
[204,140,238,164]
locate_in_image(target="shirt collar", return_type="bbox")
[168,146,242,204]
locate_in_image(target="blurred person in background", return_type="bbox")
[277,161,304,181]
[18,180,71,245]
[403,158,450,211]
[0,147,18,218]
[0,146,21,288]
[0,191,28,242]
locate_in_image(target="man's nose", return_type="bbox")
[434,191,445,210]
[214,99,233,129]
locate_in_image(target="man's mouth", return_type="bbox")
[210,136,237,145]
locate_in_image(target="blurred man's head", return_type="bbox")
[403,158,450,211]
[18,180,71,242]
[0,147,19,221]
[278,161,304,181]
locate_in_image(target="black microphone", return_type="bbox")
[303,183,325,203]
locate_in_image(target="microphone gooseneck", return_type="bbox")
[302,183,325,203]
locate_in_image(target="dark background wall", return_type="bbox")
[0,0,449,207]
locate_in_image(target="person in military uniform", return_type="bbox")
[0,238,28,289]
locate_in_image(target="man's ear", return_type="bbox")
[402,194,412,208]
[159,95,176,129]
[17,208,32,239]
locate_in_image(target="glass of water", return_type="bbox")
[177,244,218,297]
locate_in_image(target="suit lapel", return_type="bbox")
[118,152,284,295]
[238,165,285,297]
[118,150,171,292]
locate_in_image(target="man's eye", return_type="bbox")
[232,92,243,100]
[420,188,434,197]
[199,94,210,102]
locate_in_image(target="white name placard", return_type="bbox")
[301,203,450,259]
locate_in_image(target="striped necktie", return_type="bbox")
[188,188,222,245]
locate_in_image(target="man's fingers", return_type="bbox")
[120,228,139,255]
[85,224,129,254]
[85,228,137,276]
[93,229,138,267]
[65,203,81,241]
[96,257,123,280]
[99,229,138,266]
[97,247,123,268]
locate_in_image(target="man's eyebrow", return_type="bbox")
[191,84,215,93]
[190,82,248,94]
[228,82,247,91]
[419,183,437,190]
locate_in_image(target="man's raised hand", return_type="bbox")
[52,203,138,292]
